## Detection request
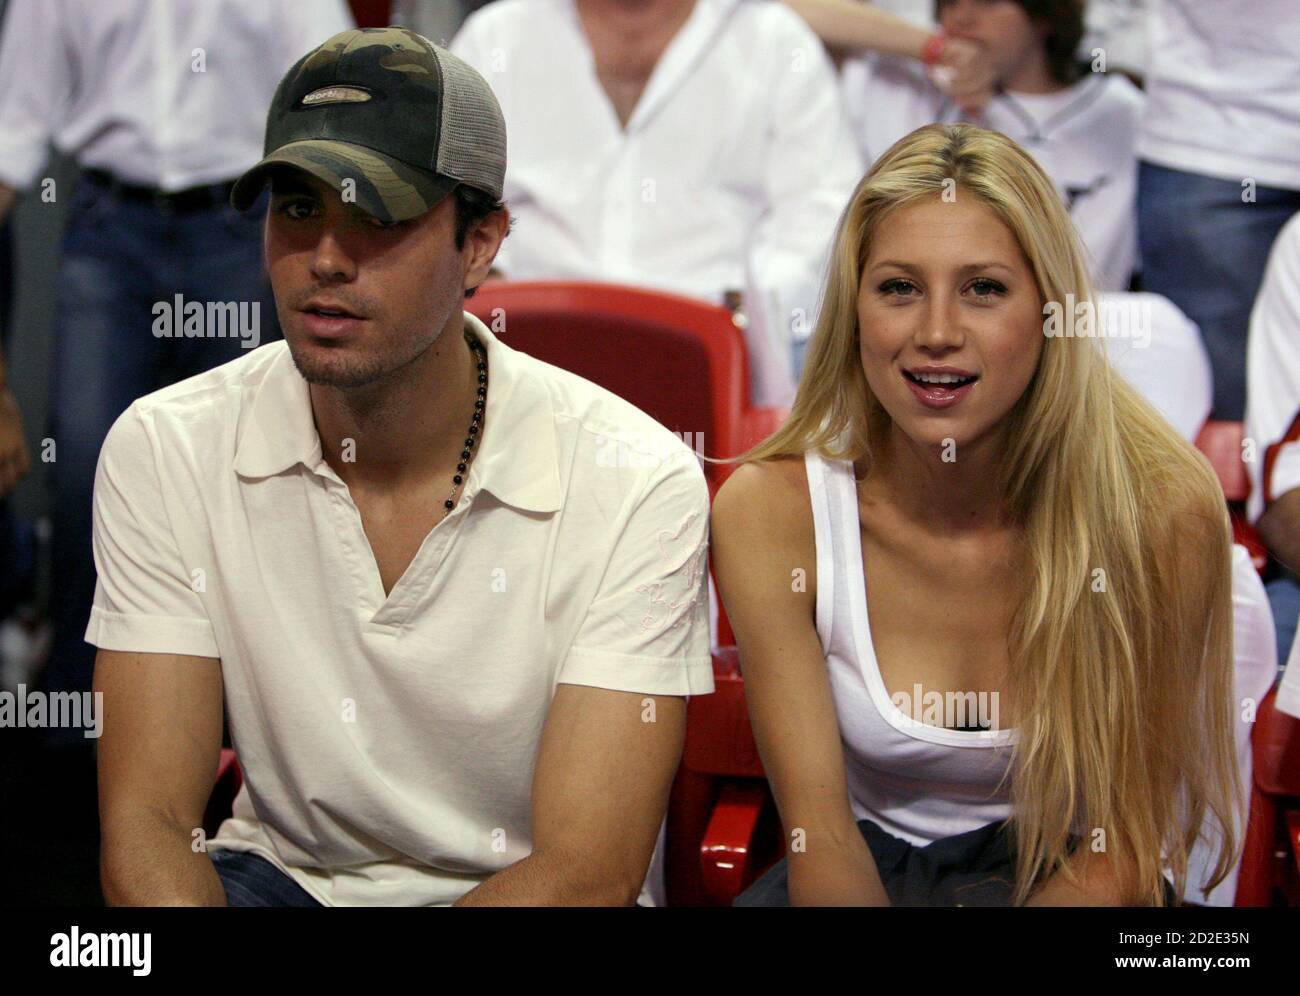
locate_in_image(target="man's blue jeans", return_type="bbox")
[210,850,322,907]
[39,174,279,740]
[1267,575,1300,670]
[1138,162,1300,421]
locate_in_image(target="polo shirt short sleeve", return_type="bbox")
[558,452,712,696]
[86,405,219,659]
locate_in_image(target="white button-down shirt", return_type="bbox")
[0,0,353,191]
[451,0,865,407]
[85,312,713,907]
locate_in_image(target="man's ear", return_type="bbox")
[463,205,510,293]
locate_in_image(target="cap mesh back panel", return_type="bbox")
[435,49,507,198]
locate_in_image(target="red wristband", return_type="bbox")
[921,31,946,66]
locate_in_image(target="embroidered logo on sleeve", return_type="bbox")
[635,511,707,632]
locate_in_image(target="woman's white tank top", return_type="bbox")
[805,449,1017,846]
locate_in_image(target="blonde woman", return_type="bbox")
[710,123,1239,907]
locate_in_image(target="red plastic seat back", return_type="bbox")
[1255,686,1300,797]
[466,281,753,492]
[684,646,765,778]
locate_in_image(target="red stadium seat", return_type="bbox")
[665,646,780,905]
[464,280,788,497]
[1235,687,1300,906]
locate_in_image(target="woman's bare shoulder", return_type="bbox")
[712,454,814,540]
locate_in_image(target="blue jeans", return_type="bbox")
[1267,575,1300,669]
[210,849,321,907]
[1138,162,1300,420]
[40,174,279,741]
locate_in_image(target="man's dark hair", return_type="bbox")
[453,185,508,299]
[934,0,1086,87]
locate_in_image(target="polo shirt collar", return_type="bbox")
[234,312,563,515]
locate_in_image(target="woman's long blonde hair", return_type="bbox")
[734,123,1239,905]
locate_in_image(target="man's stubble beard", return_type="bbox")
[281,304,447,391]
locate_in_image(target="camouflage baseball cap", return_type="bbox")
[230,27,506,223]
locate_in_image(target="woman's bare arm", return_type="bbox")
[711,459,889,905]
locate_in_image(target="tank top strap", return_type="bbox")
[803,449,860,666]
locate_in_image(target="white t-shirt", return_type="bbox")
[1246,213,1300,524]
[85,312,714,907]
[1138,0,1300,190]
[451,0,864,407]
[841,57,1143,290]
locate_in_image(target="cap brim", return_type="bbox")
[229,140,458,223]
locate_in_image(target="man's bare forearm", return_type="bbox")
[454,846,639,906]
[101,809,227,906]
[1259,488,1300,575]
[781,0,930,59]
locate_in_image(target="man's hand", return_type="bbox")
[934,36,996,115]
[0,385,30,497]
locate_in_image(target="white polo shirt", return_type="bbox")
[841,58,1143,291]
[85,312,714,907]
[450,0,864,408]
[1246,213,1300,524]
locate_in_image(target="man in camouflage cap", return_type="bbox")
[92,27,712,909]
